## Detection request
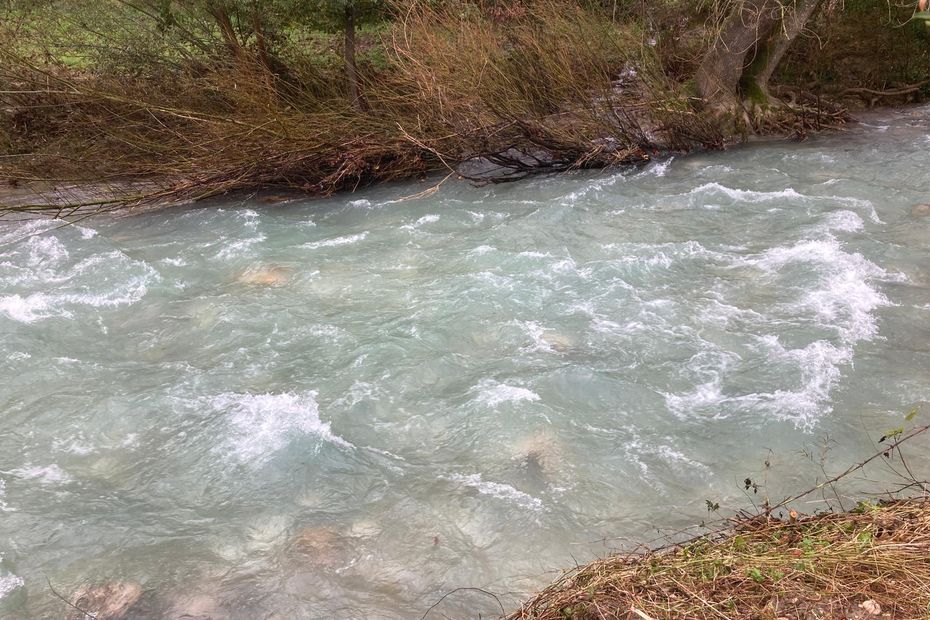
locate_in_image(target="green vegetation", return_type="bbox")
[0,1,928,213]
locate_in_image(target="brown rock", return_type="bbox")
[259,195,292,204]
[66,582,142,620]
[540,331,574,352]
[911,203,930,217]
[289,526,346,567]
[169,592,218,619]
[235,266,292,287]
[513,430,564,480]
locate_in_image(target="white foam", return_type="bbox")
[474,380,540,407]
[0,293,62,322]
[698,298,762,328]
[472,271,514,289]
[401,214,440,231]
[0,219,57,245]
[0,273,152,323]
[216,233,266,258]
[211,392,352,464]
[687,183,879,221]
[237,209,260,228]
[77,225,97,239]
[0,480,9,512]
[24,234,70,266]
[303,232,368,249]
[348,199,371,208]
[757,336,851,419]
[688,182,804,203]
[449,473,544,511]
[666,336,859,425]
[748,236,890,342]
[665,380,727,417]
[637,157,673,177]
[560,171,625,204]
[602,240,726,269]
[0,555,23,601]
[822,210,864,233]
[8,464,71,485]
[654,445,712,474]
[468,245,495,256]
[519,320,548,351]
[52,435,95,456]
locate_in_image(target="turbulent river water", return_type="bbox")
[3,107,930,618]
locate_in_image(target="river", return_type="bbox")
[2,107,930,618]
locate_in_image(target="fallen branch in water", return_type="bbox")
[841,80,930,98]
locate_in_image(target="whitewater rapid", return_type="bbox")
[2,106,930,618]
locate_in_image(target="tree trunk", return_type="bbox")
[206,2,246,66]
[250,8,273,75]
[694,0,781,109]
[344,4,363,111]
[742,0,823,104]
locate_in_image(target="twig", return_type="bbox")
[773,425,930,511]
[46,576,94,619]
[419,587,505,619]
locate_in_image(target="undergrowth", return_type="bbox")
[0,0,927,215]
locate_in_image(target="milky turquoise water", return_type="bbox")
[2,107,930,618]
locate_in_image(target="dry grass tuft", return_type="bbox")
[508,498,930,620]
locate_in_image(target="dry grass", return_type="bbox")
[0,0,926,215]
[507,498,930,620]
[0,1,726,215]
[507,426,930,620]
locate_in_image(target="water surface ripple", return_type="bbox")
[3,107,930,618]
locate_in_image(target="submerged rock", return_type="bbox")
[66,582,142,620]
[289,526,347,567]
[540,331,574,352]
[512,430,564,481]
[235,266,292,287]
[911,203,930,217]
[348,519,382,539]
[168,592,219,619]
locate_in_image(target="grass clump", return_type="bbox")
[508,498,930,619]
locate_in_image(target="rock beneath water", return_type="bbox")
[513,430,564,480]
[348,519,382,539]
[289,526,347,567]
[259,194,293,205]
[235,266,292,287]
[168,592,218,619]
[67,582,142,620]
[540,331,574,352]
[912,204,930,217]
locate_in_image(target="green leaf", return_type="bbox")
[879,425,904,443]
[906,406,919,422]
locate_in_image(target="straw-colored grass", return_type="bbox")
[509,499,930,620]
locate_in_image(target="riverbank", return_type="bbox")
[507,497,930,620]
[2,1,927,217]
[505,424,930,620]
